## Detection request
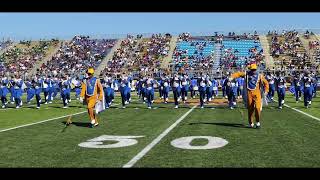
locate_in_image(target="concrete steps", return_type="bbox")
[96,39,123,77]
[212,43,222,70]
[259,35,275,69]
[160,36,177,70]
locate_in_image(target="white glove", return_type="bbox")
[79,97,83,103]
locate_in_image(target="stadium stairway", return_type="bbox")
[299,34,317,65]
[160,36,178,70]
[95,39,123,77]
[29,41,68,76]
[259,35,275,69]
[212,43,222,70]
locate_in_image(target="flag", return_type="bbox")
[95,91,106,114]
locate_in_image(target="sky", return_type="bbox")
[1,13,320,40]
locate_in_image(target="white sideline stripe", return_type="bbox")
[283,104,320,122]
[0,111,87,133]
[123,105,197,168]
[0,103,120,133]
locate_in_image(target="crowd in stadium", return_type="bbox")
[0,39,59,75]
[269,30,310,70]
[101,33,171,77]
[101,34,139,75]
[39,36,116,77]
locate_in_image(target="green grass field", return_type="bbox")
[0,91,320,167]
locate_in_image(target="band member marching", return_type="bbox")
[1,76,9,108]
[275,71,286,109]
[145,74,155,109]
[171,74,181,109]
[293,71,302,103]
[303,71,314,108]
[266,72,275,102]
[162,74,170,104]
[198,74,207,109]
[60,75,71,108]
[181,74,189,103]
[12,75,24,109]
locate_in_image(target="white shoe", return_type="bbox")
[256,122,261,127]
[10,102,14,104]
[230,107,234,110]
[2,105,5,108]
[144,97,147,101]
[249,123,254,128]
[148,107,151,109]
[165,101,168,104]
[122,106,126,109]
[225,96,228,98]
[45,102,48,105]
[174,105,178,109]
[201,106,204,109]
[143,101,146,104]
[151,100,154,103]
[106,106,109,109]
[68,99,71,103]
[209,98,212,102]
[39,99,42,103]
[16,106,20,109]
[279,106,282,109]
[233,102,236,106]
[91,120,96,125]
[94,123,99,127]
[20,101,23,106]
[309,101,312,105]
[281,100,284,104]
[36,106,40,109]
[62,106,68,109]
[125,101,129,105]
[49,101,52,104]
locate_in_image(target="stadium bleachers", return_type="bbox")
[0,40,60,75]
[172,39,215,72]
[40,36,116,77]
[221,39,263,67]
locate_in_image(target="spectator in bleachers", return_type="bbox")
[41,35,116,77]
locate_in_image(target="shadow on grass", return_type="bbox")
[61,121,90,128]
[188,122,251,129]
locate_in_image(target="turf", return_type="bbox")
[0,91,320,167]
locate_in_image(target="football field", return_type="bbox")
[0,92,320,167]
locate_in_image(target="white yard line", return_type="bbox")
[274,99,320,122]
[123,105,197,168]
[0,103,120,133]
[283,103,320,122]
[0,111,87,133]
